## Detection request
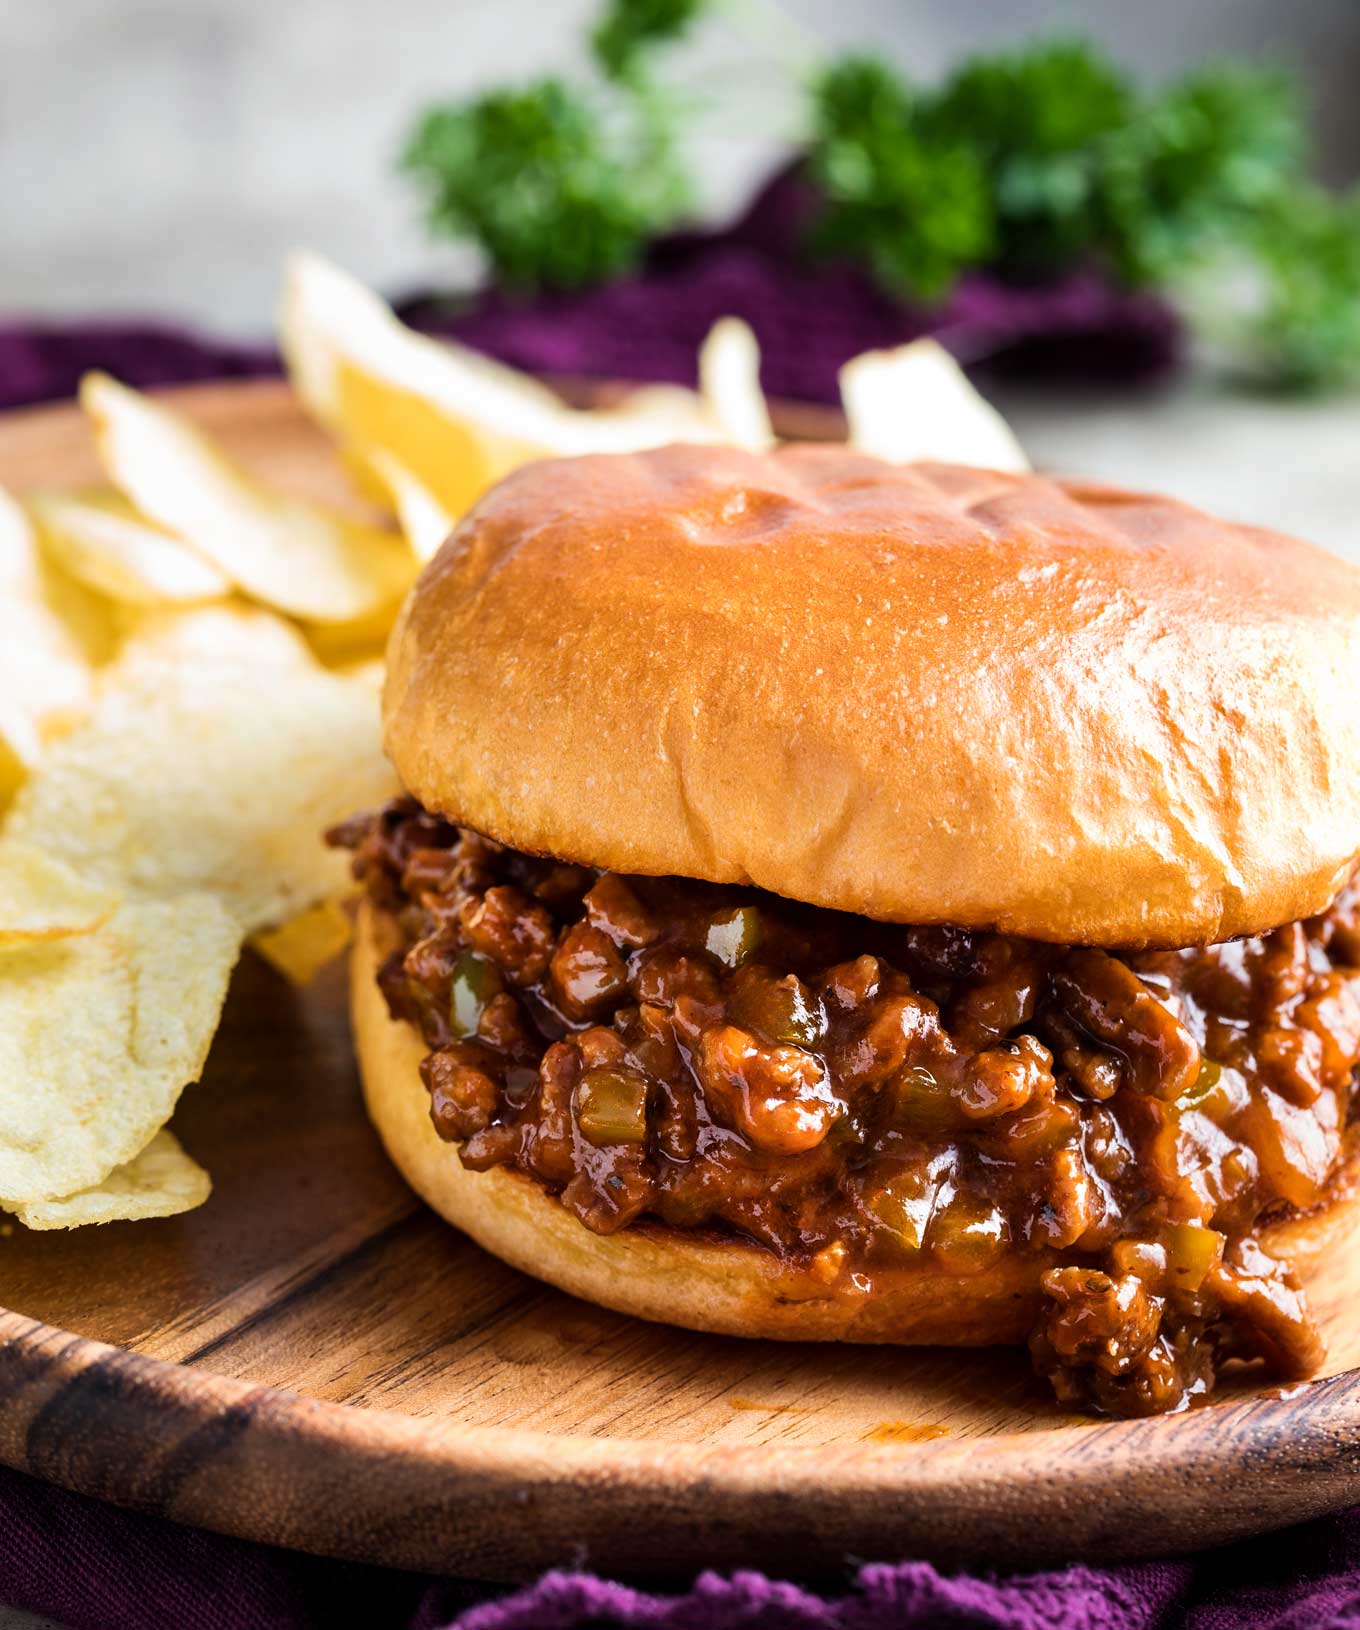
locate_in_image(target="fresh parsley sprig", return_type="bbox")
[806,57,994,301]
[402,0,702,291]
[401,7,1360,389]
[809,43,1306,297]
[920,38,1132,279]
[1194,184,1360,390]
[592,0,706,82]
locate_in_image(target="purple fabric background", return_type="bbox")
[0,227,1347,1629]
[412,170,1184,403]
[0,321,277,416]
[5,1461,1360,1630]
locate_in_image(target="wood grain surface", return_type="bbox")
[0,380,1358,1581]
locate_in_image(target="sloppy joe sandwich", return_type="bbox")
[332,443,1360,1417]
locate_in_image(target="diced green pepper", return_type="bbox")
[928,1195,1009,1276]
[866,1168,939,1254]
[729,969,823,1047]
[448,950,502,1039]
[1163,1222,1225,1291]
[984,1093,1078,1155]
[705,905,763,969]
[1180,1058,1222,1103]
[576,1068,649,1146]
[891,1066,958,1135]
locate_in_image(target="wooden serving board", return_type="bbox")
[1,381,1359,1582]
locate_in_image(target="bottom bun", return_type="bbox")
[353,903,1360,1347]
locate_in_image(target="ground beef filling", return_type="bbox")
[332,800,1360,1417]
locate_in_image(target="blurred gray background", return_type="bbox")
[4,0,1359,332]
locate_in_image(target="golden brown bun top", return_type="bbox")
[384,444,1360,947]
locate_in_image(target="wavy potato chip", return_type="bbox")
[82,373,416,625]
[12,1130,210,1230]
[588,381,721,444]
[0,842,117,948]
[301,599,400,668]
[0,696,38,813]
[0,726,25,815]
[280,253,579,518]
[839,339,1030,473]
[0,894,238,1204]
[280,253,729,520]
[249,898,353,986]
[5,657,398,934]
[365,447,454,565]
[111,600,315,678]
[698,317,774,452]
[0,485,106,784]
[30,488,230,606]
[0,486,114,655]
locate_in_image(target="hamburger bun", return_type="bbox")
[354,902,1360,1346]
[383,445,1360,949]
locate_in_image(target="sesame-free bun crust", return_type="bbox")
[384,445,1360,948]
[353,905,1360,1346]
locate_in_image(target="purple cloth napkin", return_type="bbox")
[0,320,277,415]
[1,1460,1358,1630]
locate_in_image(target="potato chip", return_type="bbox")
[0,893,238,1203]
[0,724,25,815]
[81,372,417,625]
[365,448,454,564]
[0,842,117,948]
[0,696,39,797]
[29,488,230,606]
[839,339,1030,473]
[330,654,386,693]
[585,383,719,445]
[249,898,353,986]
[12,1130,210,1230]
[5,657,397,934]
[111,600,315,678]
[279,253,726,520]
[280,252,574,518]
[0,485,104,780]
[301,600,400,669]
[699,318,774,452]
[2,484,116,658]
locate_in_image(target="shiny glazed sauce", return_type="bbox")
[333,800,1360,1416]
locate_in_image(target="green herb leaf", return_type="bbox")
[808,57,994,301]
[1097,63,1302,286]
[924,37,1131,274]
[1214,185,1360,389]
[929,37,1131,156]
[401,78,688,291]
[592,0,707,82]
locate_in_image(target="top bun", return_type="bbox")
[383,444,1360,947]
